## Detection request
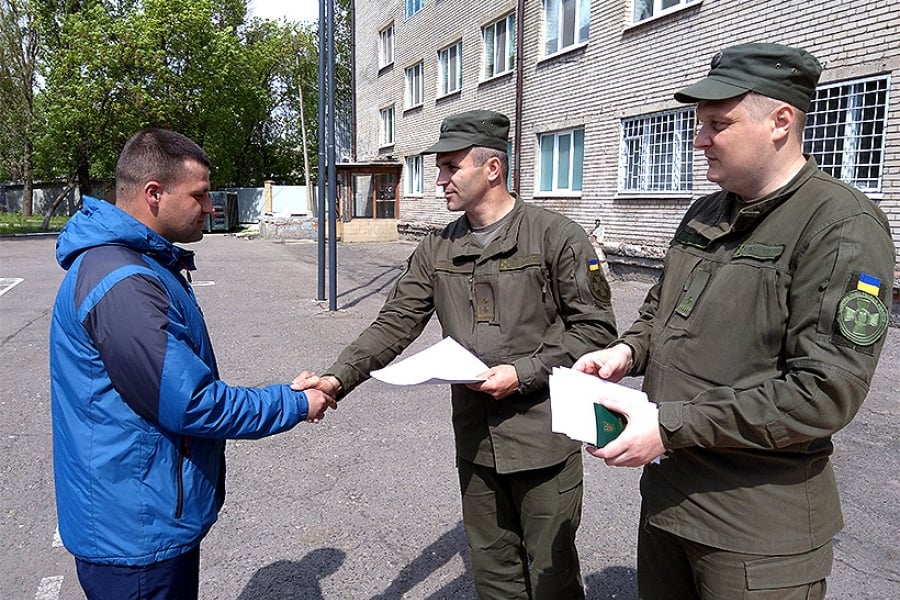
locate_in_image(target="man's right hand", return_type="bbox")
[292,371,342,397]
[573,343,633,382]
[302,388,337,423]
[292,371,340,423]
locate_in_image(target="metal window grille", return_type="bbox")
[619,108,694,193]
[804,75,889,193]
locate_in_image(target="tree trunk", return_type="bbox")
[21,137,34,217]
[41,178,77,231]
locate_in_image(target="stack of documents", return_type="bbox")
[550,367,645,447]
[370,337,488,385]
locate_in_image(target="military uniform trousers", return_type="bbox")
[457,452,585,600]
[637,506,830,600]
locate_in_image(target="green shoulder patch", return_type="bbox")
[588,268,611,306]
[836,290,889,347]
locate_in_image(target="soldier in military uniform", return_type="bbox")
[294,110,618,599]
[574,43,895,599]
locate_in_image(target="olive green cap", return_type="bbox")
[674,42,823,111]
[421,110,510,154]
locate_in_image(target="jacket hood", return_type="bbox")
[56,195,194,271]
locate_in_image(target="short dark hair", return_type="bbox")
[115,128,210,198]
[469,146,509,184]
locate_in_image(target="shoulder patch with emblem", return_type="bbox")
[836,273,889,347]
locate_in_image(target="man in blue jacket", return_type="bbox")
[50,128,335,599]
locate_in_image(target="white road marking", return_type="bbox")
[191,280,216,287]
[52,525,63,548]
[0,277,24,297]
[35,576,63,600]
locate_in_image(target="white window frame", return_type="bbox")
[537,128,584,194]
[404,62,424,109]
[378,23,394,69]
[405,0,424,20]
[618,108,694,194]
[804,75,890,194]
[482,13,516,79]
[632,0,699,24]
[438,42,463,97]
[405,155,424,196]
[543,0,590,56]
[379,106,395,147]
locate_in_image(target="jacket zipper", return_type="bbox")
[175,436,190,519]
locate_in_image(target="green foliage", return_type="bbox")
[0,0,37,182]
[0,210,66,233]
[19,0,341,192]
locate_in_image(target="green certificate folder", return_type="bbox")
[593,403,626,447]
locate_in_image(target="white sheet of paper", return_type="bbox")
[549,366,648,444]
[370,337,489,385]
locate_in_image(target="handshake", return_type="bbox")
[292,371,342,424]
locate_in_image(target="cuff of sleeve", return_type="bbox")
[511,357,538,395]
[611,339,643,376]
[322,367,351,401]
[657,401,685,449]
[295,390,310,420]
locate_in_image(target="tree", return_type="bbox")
[0,0,38,215]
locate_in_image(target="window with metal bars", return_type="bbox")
[804,75,889,193]
[618,108,694,193]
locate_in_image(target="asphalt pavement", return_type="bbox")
[0,232,897,599]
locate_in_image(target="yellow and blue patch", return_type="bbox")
[856,272,881,297]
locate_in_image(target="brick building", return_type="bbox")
[351,0,900,277]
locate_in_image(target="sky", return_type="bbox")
[247,1,319,23]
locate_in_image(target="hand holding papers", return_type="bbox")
[550,367,647,447]
[370,337,489,385]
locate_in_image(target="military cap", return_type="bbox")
[674,42,823,111]
[421,110,510,154]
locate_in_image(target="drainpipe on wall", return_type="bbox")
[513,0,525,195]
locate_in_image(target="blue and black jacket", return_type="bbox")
[50,196,310,566]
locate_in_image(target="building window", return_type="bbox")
[378,23,394,68]
[438,42,462,96]
[405,62,424,109]
[538,128,584,193]
[543,0,590,56]
[633,0,699,23]
[619,108,694,193]
[405,0,424,19]
[483,13,515,79]
[380,106,395,147]
[405,155,424,195]
[804,75,889,194]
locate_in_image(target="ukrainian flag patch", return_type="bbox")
[856,273,881,297]
[588,258,600,271]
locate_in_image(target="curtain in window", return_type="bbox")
[544,0,559,54]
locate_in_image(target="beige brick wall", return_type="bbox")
[354,0,900,268]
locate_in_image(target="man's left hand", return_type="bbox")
[467,365,519,400]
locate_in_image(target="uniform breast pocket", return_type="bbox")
[496,255,553,330]
[676,259,788,385]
